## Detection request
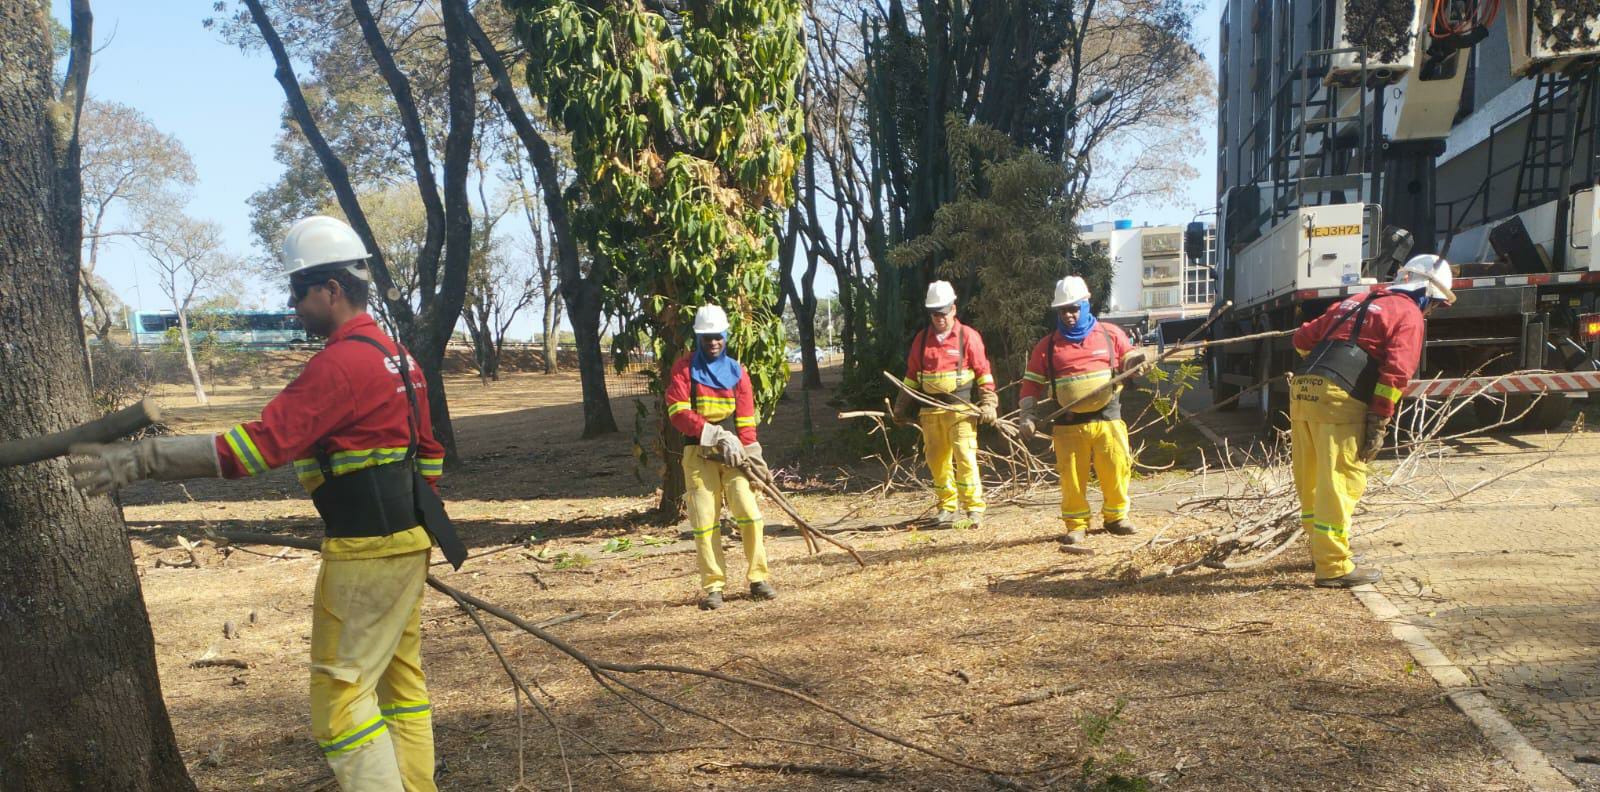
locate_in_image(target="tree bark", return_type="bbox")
[0,3,197,788]
[175,308,208,405]
[541,285,561,374]
[464,6,615,434]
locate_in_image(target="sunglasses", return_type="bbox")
[289,277,329,304]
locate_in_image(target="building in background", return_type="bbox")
[1080,219,1216,341]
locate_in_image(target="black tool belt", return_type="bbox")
[312,460,418,538]
[1054,398,1121,426]
[924,384,976,406]
[1299,340,1379,402]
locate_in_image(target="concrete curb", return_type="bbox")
[1350,585,1577,792]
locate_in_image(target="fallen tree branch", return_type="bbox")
[694,760,894,781]
[0,397,161,468]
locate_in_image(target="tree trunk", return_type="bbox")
[0,3,197,788]
[541,280,560,374]
[655,353,687,517]
[175,309,207,405]
[566,277,618,437]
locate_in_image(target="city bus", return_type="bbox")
[128,310,311,348]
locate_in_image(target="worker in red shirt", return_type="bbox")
[70,215,463,791]
[1291,255,1454,588]
[893,281,1000,527]
[1017,276,1145,545]
[665,305,774,611]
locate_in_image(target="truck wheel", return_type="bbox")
[1518,393,1572,432]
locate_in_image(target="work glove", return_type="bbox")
[1122,349,1149,372]
[68,435,223,496]
[741,442,771,483]
[891,390,918,426]
[700,423,745,466]
[1017,397,1039,439]
[1359,413,1390,463]
[977,388,999,425]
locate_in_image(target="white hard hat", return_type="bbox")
[282,215,371,277]
[1051,276,1092,308]
[1390,255,1456,303]
[693,305,729,335]
[925,280,957,312]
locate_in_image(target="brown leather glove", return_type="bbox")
[892,390,918,425]
[1017,397,1040,439]
[1359,413,1390,463]
[977,388,999,425]
[741,442,772,483]
[69,435,223,496]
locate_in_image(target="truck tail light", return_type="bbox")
[1579,313,1600,342]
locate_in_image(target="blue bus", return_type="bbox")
[129,310,311,348]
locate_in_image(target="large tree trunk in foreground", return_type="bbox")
[0,3,198,789]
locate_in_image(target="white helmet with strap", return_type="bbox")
[1052,276,1092,308]
[282,215,371,278]
[693,304,730,335]
[1390,254,1456,304]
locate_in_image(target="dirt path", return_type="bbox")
[124,370,1531,790]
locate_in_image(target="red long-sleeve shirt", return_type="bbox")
[664,354,758,444]
[214,313,446,490]
[1020,322,1134,406]
[902,321,995,400]
[1293,287,1425,417]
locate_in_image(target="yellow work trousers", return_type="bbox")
[683,445,769,593]
[1052,418,1132,531]
[920,408,985,515]
[1290,375,1368,580]
[311,550,435,792]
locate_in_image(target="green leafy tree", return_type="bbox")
[507,0,806,512]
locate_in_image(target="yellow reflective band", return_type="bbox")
[416,458,444,476]
[224,425,267,476]
[1373,383,1402,404]
[1103,506,1128,516]
[692,525,718,536]
[1312,522,1348,537]
[735,416,757,427]
[1061,509,1091,518]
[976,374,994,386]
[320,715,387,755]
[902,376,919,389]
[1023,371,1048,384]
[666,401,691,416]
[1053,369,1111,387]
[694,397,736,406]
[733,517,760,524]
[381,700,432,721]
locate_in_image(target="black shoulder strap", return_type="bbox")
[1046,333,1057,401]
[345,335,419,461]
[913,328,927,385]
[1318,291,1381,346]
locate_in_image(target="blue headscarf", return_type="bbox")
[691,331,743,389]
[1057,299,1097,342]
[1400,289,1430,312]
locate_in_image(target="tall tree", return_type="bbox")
[78,100,197,341]
[466,3,617,434]
[506,0,806,512]
[0,2,197,788]
[138,213,233,405]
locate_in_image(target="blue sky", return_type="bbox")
[63,0,1222,337]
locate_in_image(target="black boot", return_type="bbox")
[700,590,724,610]
[749,581,778,601]
[1104,519,1137,536]
[1315,566,1382,588]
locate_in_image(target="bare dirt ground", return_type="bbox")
[120,366,1533,791]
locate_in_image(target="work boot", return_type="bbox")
[935,511,957,527]
[1104,519,1138,536]
[700,590,724,610]
[1315,566,1382,589]
[749,581,778,601]
[1058,529,1087,545]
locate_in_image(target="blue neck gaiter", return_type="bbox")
[1057,299,1097,342]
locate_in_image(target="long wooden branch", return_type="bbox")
[0,398,159,469]
[731,459,865,566]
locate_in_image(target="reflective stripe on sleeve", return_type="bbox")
[223,425,268,476]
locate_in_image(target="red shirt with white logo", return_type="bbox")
[1020,322,1134,403]
[901,320,995,399]
[664,354,758,444]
